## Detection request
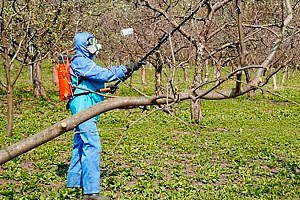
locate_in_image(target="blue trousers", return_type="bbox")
[66,94,102,194]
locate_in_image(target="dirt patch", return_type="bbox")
[0,178,19,185]
[21,161,35,172]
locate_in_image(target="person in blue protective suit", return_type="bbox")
[66,32,142,200]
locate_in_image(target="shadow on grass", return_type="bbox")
[55,162,69,177]
[0,190,15,200]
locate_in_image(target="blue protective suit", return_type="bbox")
[66,32,127,194]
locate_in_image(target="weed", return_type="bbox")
[0,64,299,199]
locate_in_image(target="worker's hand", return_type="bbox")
[107,84,118,94]
[99,85,118,94]
[125,62,144,74]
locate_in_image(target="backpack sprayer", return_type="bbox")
[56,2,203,99]
[55,28,136,100]
[56,55,72,101]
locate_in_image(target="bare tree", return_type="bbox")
[0,0,86,134]
[0,0,295,165]
[0,1,33,135]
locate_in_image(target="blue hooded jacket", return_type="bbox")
[70,32,127,102]
[67,32,128,195]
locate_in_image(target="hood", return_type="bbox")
[74,32,95,59]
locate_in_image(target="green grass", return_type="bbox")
[0,63,299,199]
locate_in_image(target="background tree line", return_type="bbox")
[0,0,299,135]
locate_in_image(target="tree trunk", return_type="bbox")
[4,57,13,135]
[236,0,246,94]
[155,65,162,95]
[272,69,278,90]
[32,61,46,98]
[155,52,163,95]
[213,60,221,85]
[190,44,203,124]
[184,65,188,82]
[141,66,146,88]
[204,59,209,82]
[281,66,288,86]
[190,99,202,124]
[190,66,203,124]
[53,62,58,87]
[6,84,13,136]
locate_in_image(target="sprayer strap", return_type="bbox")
[66,91,92,110]
[72,92,91,97]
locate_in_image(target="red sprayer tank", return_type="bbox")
[56,55,72,101]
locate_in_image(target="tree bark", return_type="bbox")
[6,84,13,136]
[190,99,202,124]
[236,0,246,94]
[141,66,146,88]
[184,65,188,82]
[190,43,203,124]
[32,61,47,98]
[155,52,163,95]
[53,62,58,87]
[281,66,289,86]
[272,69,278,90]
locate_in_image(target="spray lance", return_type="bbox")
[58,2,204,95]
[104,2,204,93]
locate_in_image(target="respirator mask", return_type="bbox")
[87,37,102,55]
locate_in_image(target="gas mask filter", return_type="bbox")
[87,37,102,55]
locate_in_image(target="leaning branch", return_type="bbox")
[0,95,181,165]
[0,75,258,165]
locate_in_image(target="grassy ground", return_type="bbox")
[0,64,299,199]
